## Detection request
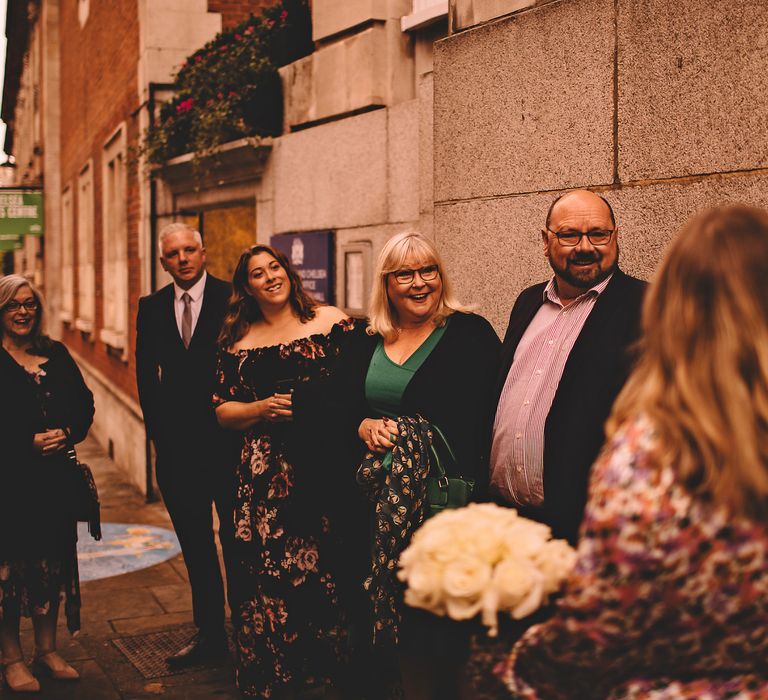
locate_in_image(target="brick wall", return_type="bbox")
[59,0,140,401]
[208,0,274,29]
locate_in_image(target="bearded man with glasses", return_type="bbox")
[487,189,646,545]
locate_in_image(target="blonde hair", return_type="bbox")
[607,205,768,519]
[0,274,51,352]
[367,231,470,341]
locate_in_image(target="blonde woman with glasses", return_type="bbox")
[496,206,768,698]
[330,231,500,699]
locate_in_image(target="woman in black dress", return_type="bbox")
[0,275,94,692]
[334,232,501,699]
[213,245,354,699]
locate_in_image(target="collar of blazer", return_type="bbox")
[495,268,630,402]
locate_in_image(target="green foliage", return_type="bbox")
[143,0,312,165]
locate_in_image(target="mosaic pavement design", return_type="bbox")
[76,522,181,582]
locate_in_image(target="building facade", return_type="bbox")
[3,0,768,490]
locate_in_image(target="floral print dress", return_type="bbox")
[495,415,768,699]
[213,319,354,698]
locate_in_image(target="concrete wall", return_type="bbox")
[433,0,768,334]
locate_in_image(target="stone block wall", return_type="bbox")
[434,0,768,333]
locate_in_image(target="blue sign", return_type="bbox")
[270,230,334,303]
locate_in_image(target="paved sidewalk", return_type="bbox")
[3,436,240,699]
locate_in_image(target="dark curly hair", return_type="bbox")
[218,244,318,349]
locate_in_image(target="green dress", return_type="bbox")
[364,320,449,470]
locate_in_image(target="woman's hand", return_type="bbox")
[32,428,68,456]
[358,417,398,453]
[260,392,293,422]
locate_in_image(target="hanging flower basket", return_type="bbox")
[143,0,312,165]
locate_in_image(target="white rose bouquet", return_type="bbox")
[397,503,576,636]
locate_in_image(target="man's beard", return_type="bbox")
[550,247,619,290]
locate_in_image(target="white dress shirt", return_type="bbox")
[173,271,207,342]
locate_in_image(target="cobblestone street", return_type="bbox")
[3,436,239,699]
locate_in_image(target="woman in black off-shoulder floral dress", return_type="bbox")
[214,244,356,699]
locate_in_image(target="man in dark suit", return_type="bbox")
[136,222,236,667]
[489,190,646,544]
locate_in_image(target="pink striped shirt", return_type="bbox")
[489,274,613,507]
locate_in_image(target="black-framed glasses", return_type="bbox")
[390,264,440,285]
[545,228,615,247]
[4,300,39,313]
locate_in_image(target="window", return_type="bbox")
[76,162,95,333]
[60,185,74,322]
[340,241,371,317]
[100,125,129,354]
[78,0,89,27]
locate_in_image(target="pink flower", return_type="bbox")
[217,91,224,99]
[228,91,238,98]
[266,19,275,28]
[280,10,288,22]
[244,25,255,35]
[235,33,243,40]
[175,98,194,115]
[195,55,203,63]
[219,44,228,52]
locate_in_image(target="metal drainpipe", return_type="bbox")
[144,81,175,503]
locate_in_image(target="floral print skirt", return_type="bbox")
[233,433,348,698]
[0,552,81,634]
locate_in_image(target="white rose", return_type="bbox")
[533,539,577,594]
[400,558,445,614]
[408,522,466,564]
[492,556,545,620]
[501,518,552,559]
[442,555,492,619]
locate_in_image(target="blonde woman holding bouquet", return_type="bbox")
[496,206,768,698]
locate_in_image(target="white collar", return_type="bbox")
[173,270,207,302]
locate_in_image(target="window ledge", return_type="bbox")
[74,318,93,333]
[100,328,126,353]
[401,1,448,32]
[158,136,274,195]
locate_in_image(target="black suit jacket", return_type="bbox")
[491,269,646,544]
[135,274,231,468]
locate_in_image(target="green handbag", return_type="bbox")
[425,424,475,518]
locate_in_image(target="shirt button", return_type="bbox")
[523,400,530,405]
[515,433,522,439]
[535,369,542,375]
[547,340,554,346]
[516,466,523,473]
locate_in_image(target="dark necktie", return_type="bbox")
[181,293,192,349]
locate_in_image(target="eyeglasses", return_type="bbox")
[390,264,440,285]
[545,228,615,247]
[4,300,39,313]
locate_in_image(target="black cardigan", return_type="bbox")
[329,312,501,496]
[0,341,94,556]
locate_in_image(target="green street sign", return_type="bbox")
[0,232,23,251]
[0,190,44,237]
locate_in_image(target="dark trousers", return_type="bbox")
[156,446,238,635]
